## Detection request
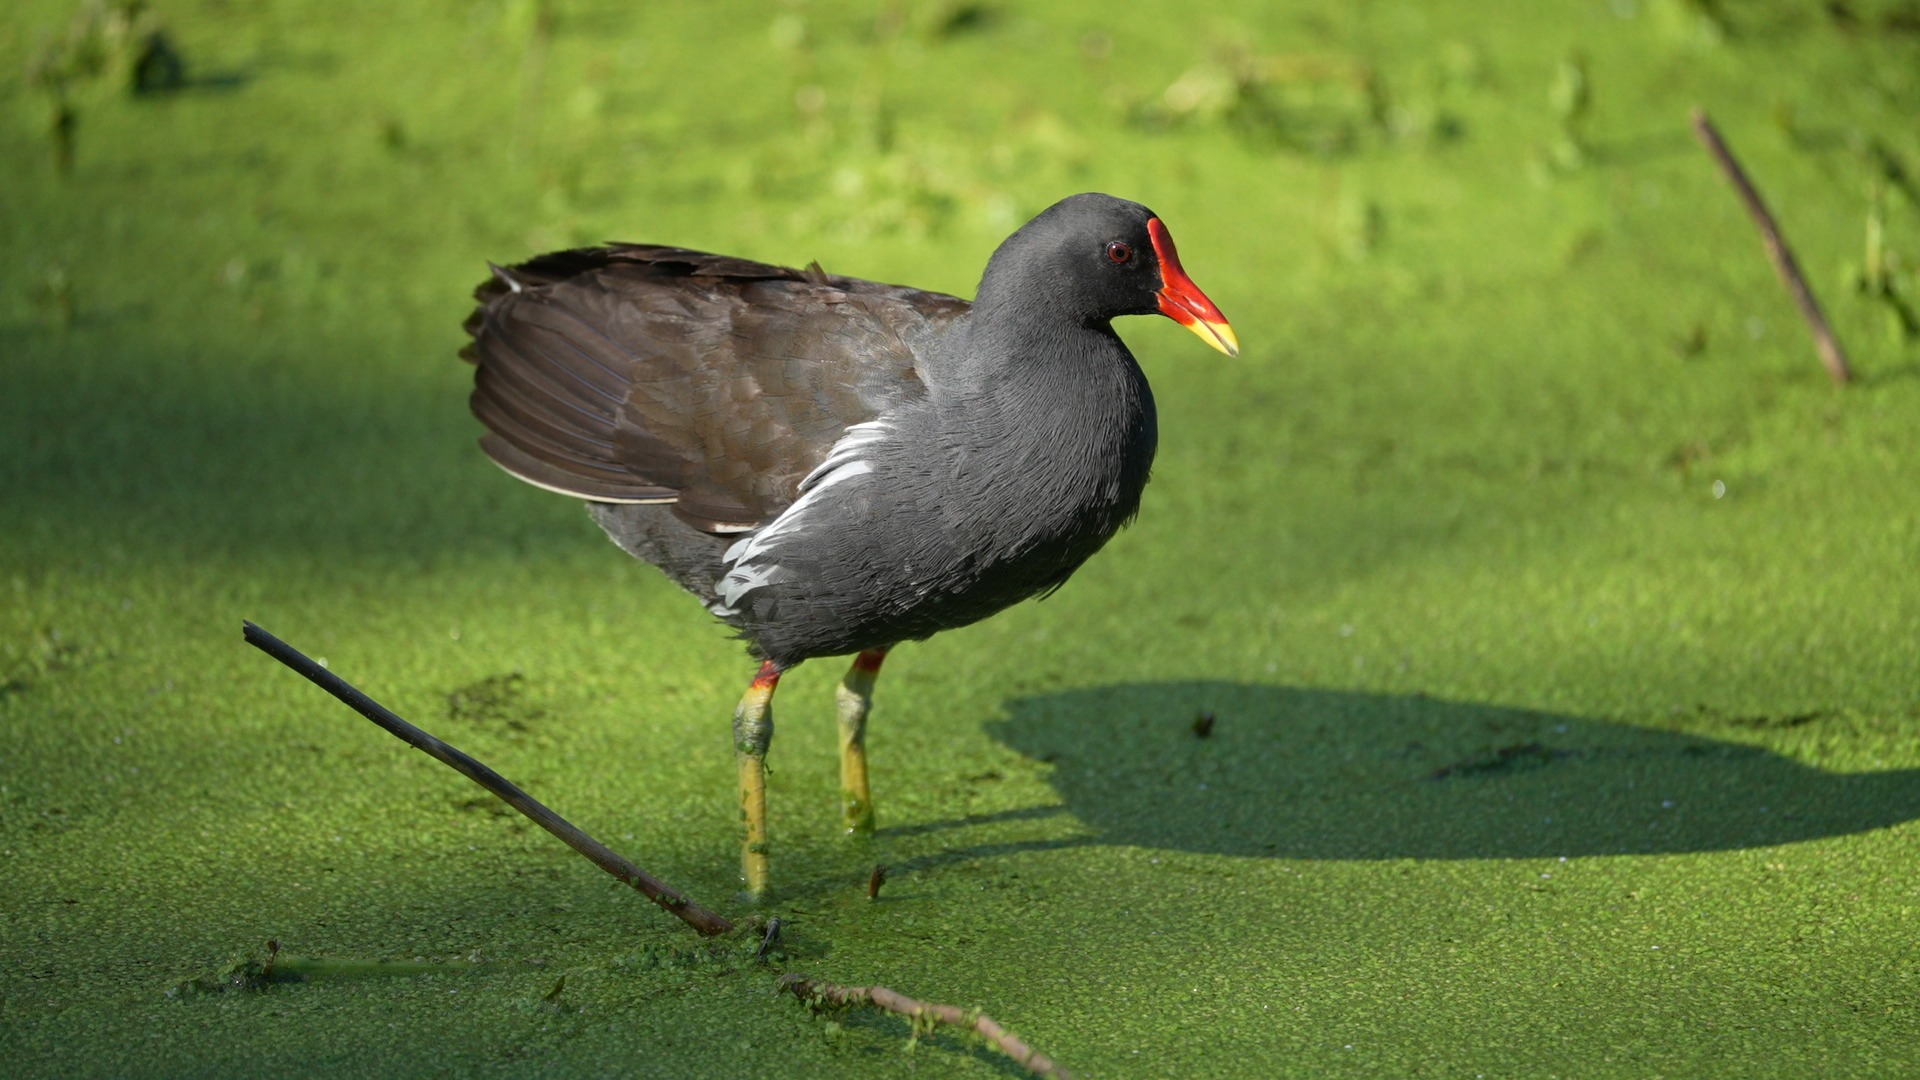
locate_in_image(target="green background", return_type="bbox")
[4,1,1917,1075]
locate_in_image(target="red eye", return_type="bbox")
[1106,240,1133,264]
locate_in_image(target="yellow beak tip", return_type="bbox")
[1187,318,1240,357]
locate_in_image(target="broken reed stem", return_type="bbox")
[1690,107,1852,385]
[242,621,733,937]
[779,973,1071,1079]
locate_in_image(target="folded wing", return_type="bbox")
[461,244,967,533]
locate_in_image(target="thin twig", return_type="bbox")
[755,917,783,961]
[779,973,1072,1079]
[1691,107,1852,384]
[242,620,733,937]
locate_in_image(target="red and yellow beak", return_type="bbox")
[1149,217,1239,357]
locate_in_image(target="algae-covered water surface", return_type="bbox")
[4,2,1918,1076]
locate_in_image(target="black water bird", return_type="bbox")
[460,193,1237,895]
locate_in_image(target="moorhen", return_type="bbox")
[460,192,1236,896]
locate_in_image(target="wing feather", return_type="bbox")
[462,244,966,532]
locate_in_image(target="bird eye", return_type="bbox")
[1106,241,1133,265]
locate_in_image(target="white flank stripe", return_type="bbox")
[717,562,787,608]
[723,533,753,565]
[800,422,890,490]
[712,421,889,611]
[806,458,873,494]
[726,458,871,568]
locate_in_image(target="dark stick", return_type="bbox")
[242,621,733,937]
[1691,108,1852,385]
[779,973,1072,1079]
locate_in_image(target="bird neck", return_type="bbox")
[969,237,1096,333]
[926,301,1158,506]
[938,305,1132,410]
[943,251,1127,387]
[929,248,1157,470]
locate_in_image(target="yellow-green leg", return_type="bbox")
[836,647,890,835]
[734,660,782,897]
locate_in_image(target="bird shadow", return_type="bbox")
[912,681,1920,861]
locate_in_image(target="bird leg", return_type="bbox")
[733,660,783,897]
[835,647,890,835]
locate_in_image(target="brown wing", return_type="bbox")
[460,244,967,532]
